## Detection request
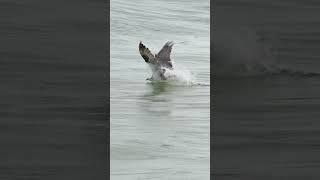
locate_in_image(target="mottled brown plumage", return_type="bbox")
[138,41,175,80]
[139,41,174,69]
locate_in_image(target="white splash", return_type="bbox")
[147,64,198,86]
[163,66,196,85]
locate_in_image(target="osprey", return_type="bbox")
[139,41,174,81]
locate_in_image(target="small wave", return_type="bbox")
[193,82,210,86]
[146,80,210,87]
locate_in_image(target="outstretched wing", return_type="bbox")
[156,41,174,69]
[139,42,155,63]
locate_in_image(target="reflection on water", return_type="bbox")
[139,82,174,117]
[145,82,173,96]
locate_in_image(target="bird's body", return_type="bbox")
[139,41,174,81]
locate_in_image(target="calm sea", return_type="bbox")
[110,0,210,179]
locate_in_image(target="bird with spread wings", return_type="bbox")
[139,41,174,80]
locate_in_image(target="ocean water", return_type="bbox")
[213,0,320,179]
[110,0,210,179]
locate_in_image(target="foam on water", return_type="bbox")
[147,64,210,86]
[164,66,195,84]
